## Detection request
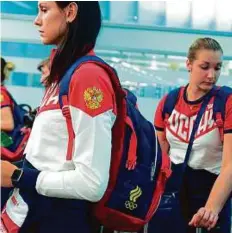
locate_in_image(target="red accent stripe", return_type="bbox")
[11,196,18,206]
[160,151,172,179]
[146,151,171,220]
[62,95,75,160]
[125,116,137,170]
[1,211,20,233]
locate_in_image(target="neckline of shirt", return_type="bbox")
[183,84,212,106]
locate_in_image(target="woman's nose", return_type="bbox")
[207,69,216,79]
[34,14,41,26]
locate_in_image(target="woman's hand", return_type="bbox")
[0,160,17,187]
[189,207,219,231]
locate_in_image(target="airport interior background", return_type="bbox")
[1,0,232,122]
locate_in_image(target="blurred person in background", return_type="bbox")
[1,2,116,233]
[1,57,16,209]
[1,57,15,133]
[37,58,50,87]
[147,37,232,233]
[1,57,34,210]
[27,58,51,116]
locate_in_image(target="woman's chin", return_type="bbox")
[40,37,53,45]
[200,84,214,92]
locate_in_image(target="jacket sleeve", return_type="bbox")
[35,64,117,202]
[0,88,12,108]
[154,95,167,131]
[224,95,232,134]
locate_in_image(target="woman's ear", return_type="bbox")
[65,2,78,23]
[186,59,192,72]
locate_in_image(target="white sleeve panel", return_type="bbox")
[36,106,116,202]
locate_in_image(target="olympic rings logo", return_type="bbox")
[125,200,138,210]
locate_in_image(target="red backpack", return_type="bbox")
[59,56,172,231]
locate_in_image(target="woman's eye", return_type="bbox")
[200,66,208,70]
[40,7,47,13]
[215,66,221,71]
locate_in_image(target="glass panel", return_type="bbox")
[99,1,110,21]
[138,1,166,26]
[110,1,138,23]
[166,2,191,28]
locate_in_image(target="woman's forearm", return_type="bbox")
[205,165,232,214]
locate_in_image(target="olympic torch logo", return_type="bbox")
[125,186,142,210]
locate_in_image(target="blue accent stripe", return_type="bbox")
[0,1,38,16]
[11,72,29,86]
[1,41,53,59]
[30,74,43,87]
[10,72,43,88]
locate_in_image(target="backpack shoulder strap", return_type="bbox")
[123,88,137,107]
[59,55,125,160]
[59,56,102,108]
[59,55,124,108]
[162,87,182,120]
[213,86,232,142]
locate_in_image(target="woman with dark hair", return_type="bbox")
[1,2,116,233]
